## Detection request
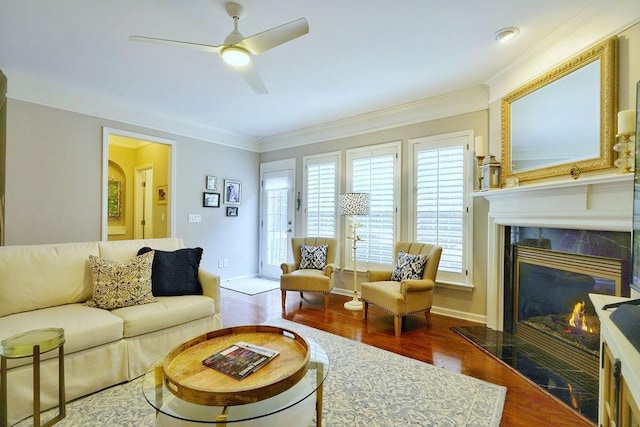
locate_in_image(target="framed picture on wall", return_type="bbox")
[206,175,218,191]
[203,192,220,208]
[224,179,241,205]
[226,206,238,217]
[157,185,168,205]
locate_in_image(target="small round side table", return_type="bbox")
[0,328,66,427]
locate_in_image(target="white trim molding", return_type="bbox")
[260,86,489,152]
[478,173,633,329]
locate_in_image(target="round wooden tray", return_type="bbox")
[161,325,310,406]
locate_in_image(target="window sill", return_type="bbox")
[436,280,475,291]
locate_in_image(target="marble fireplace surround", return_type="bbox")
[480,173,635,330]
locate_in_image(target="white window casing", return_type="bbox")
[409,131,473,288]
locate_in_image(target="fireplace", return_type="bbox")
[508,242,626,377]
[471,174,635,423]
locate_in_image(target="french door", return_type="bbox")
[259,160,295,279]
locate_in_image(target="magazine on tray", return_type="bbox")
[202,341,280,380]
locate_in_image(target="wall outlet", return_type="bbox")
[223,259,229,267]
[188,214,201,223]
[218,260,224,268]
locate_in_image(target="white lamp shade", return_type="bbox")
[339,193,370,216]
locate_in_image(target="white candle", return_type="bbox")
[475,136,485,157]
[618,109,636,135]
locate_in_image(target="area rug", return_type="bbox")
[220,277,280,295]
[22,319,506,427]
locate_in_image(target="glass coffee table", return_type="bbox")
[142,325,329,426]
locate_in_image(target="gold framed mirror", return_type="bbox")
[501,37,617,184]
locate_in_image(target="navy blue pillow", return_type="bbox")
[137,247,203,296]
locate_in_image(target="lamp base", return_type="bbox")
[344,296,363,311]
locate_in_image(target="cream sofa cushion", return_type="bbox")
[0,303,123,368]
[0,242,99,317]
[110,295,215,338]
[98,238,183,262]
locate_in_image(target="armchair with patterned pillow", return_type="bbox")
[280,237,337,311]
[361,242,442,336]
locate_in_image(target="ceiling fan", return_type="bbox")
[130,2,309,94]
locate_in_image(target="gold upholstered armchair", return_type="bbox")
[361,242,442,336]
[280,237,338,311]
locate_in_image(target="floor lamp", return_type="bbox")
[339,192,370,311]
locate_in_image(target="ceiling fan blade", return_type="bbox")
[129,35,223,54]
[235,58,268,94]
[238,18,308,55]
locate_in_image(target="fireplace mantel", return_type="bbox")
[477,173,634,330]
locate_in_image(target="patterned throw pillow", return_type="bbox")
[86,251,156,310]
[299,244,328,270]
[390,250,428,281]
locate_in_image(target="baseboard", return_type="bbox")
[221,274,259,283]
[330,289,487,324]
[431,306,486,324]
[331,288,352,297]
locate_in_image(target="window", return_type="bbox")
[346,142,400,268]
[303,152,340,238]
[409,132,472,286]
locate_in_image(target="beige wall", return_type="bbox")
[3,18,638,323]
[4,100,260,279]
[261,110,490,321]
[259,21,640,322]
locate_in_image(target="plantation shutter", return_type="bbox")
[304,154,339,238]
[410,132,472,287]
[348,144,399,266]
[305,160,337,237]
[415,145,464,273]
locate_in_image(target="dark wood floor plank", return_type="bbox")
[220,288,594,426]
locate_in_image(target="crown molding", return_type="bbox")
[4,70,261,152]
[259,85,489,153]
[6,68,488,153]
[486,0,640,103]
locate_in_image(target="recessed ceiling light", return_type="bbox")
[494,27,520,43]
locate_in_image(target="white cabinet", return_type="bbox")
[591,294,640,426]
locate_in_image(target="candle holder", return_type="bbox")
[481,155,502,191]
[475,155,485,191]
[613,132,635,174]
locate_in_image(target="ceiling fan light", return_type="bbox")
[494,27,520,43]
[222,47,250,66]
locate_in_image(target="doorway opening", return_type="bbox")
[259,159,295,279]
[102,128,175,241]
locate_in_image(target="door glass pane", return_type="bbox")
[265,174,289,266]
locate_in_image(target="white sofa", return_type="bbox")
[0,238,222,425]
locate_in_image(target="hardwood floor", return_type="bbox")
[220,288,595,427]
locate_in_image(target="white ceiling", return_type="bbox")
[0,0,630,146]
